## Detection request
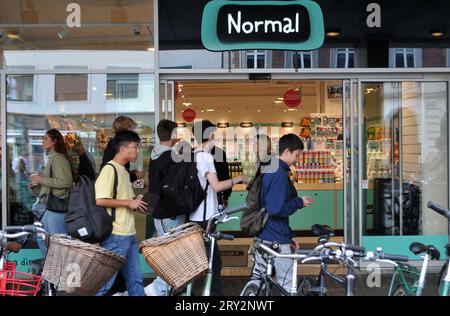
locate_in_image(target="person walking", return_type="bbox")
[144,119,181,296]
[95,130,148,296]
[242,133,315,294]
[30,129,74,256]
[190,120,247,296]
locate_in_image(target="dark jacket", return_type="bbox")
[77,152,96,181]
[147,145,176,219]
[100,139,137,183]
[210,146,231,203]
[258,158,303,244]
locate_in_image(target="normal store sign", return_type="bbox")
[202,0,324,51]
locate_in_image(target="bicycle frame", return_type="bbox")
[439,258,450,296]
[387,262,421,296]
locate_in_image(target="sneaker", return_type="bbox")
[144,284,159,296]
[112,291,129,296]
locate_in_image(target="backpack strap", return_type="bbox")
[106,163,118,222]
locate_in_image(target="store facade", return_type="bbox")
[1,0,449,274]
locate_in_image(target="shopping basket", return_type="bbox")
[0,262,42,296]
[41,235,126,296]
[140,222,208,291]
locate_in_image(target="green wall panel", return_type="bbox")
[291,191,335,230]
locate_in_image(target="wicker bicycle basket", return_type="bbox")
[139,222,208,291]
[42,235,126,296]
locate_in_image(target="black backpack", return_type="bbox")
[240,167,269,236]
[65,163,118,243]
[159,151,208,219]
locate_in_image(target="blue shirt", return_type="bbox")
[257,158,303,244]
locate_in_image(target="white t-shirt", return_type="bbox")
[189,150,219,222]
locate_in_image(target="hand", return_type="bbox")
[301,196,315,207]
[30,174,42,185]
[290,239,299,252]
[235,175,248,185]
[135,170,145,180]
[128,198,148,213]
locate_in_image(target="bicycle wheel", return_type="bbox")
[297,276,318,296]
[241,282,269,296]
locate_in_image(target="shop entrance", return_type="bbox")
[167,79,345,233]
[163,77,450,265]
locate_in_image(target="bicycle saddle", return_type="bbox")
[4,242,22,253]
[409,242,441,260]
[311,224,334,238]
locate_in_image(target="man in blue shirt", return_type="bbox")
[242,133,314,295]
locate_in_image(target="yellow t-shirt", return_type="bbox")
[95,160,136,236]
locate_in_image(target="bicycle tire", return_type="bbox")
[241,282,270,296]
[297,276,319,296]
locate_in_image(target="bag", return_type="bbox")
[46,164,70,213]
[158,151,208,219]
[65,163,118,243]
[240,167,269,236]
[32,198,47,220]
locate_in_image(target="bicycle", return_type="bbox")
[364,244,436,296]
[364,201,450,296]
[241,224,366,296]
[241,240,310,296]
[296,224,366,296]
[426,201,450,296]
[0,222,52,296]
[167,203,248,296]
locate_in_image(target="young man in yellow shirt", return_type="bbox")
[95,130,148,296]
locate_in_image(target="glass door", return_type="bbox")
[359,81,449,257]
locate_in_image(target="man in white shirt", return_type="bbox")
[190,120,247,296]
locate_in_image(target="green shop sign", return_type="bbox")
[201,0,324,51]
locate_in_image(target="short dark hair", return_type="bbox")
[157,119,178,142]
[192,120,217,144]
[113,130,141,154]
[278,134,304,155]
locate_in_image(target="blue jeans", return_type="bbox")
[96,234,145,296]
[37,210,68,257]
[146,215,185,295]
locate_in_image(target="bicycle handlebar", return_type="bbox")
[257,243,309,260]
[205,204,247,234]
[0,231,34,240]
[427,201,450,221]
[4,225,47,235]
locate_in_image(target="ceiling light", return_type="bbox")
[206,109,215,112]
[287,109,297,112]
[6,32,20,40]
[326,29,341,37]
[281,122,294,128]
[274,100,283,104]
[177,122,187,127]
[240,121,253,128]
[182,102,191,107]
[430,29,445,37]
[147,47,155,52]
[217,122,229,128]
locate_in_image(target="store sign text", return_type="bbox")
[202,0,324,51]
[218,5,310,43]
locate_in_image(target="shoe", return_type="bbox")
[112,291,129,296]
[144,284,159,296]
